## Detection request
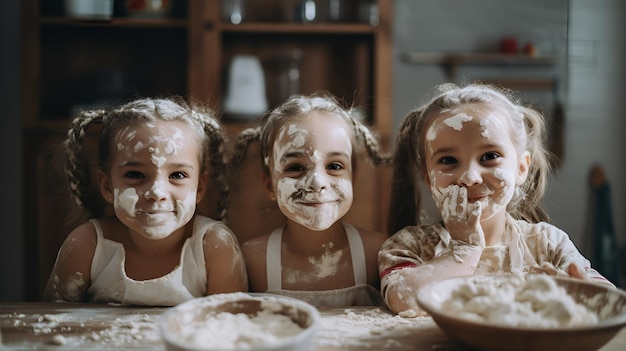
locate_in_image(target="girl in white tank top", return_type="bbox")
[237,94,390,306]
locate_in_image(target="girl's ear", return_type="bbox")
[516,151,531,185]
[196,169,209,204]
[261,172,276,201]
[97,170,114,204]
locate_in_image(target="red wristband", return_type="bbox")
[380,262,417,280]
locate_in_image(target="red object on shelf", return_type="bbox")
[500,37,518,54]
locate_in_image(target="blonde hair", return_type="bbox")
[388,83,554,235]
[64,97,229,220]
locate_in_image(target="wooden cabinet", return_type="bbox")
[20,0,392,300]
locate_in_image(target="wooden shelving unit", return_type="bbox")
[402,52,558,79]
[20,0,393,300]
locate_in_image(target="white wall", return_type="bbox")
[392,0,625,285]
[547,0,625,284]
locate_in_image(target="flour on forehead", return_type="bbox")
[443,113,473,131]
[116,127,137,151]
[480,118,492,139]
[151,152,166,168]
[272,123,309,172]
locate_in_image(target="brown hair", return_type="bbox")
[64,97,229,220]
[226,92,391,217]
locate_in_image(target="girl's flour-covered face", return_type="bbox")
[423,103,530,222]
[266,112,354,231]
[103,120,205,240]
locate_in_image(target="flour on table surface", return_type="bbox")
[2,310,161,348]
[315,308,447,349]
[440,274,599,327]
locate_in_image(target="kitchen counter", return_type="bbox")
[1,302,625,350]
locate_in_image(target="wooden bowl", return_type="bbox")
[416,274,626,351]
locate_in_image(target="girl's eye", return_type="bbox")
[481,152,500,162]
[170,171,187,180]
[125,171,145,179]
[285,163,305,172]
[439,156,457,165]
[327,162,344,171]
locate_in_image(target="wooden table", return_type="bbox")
[1,302,625,350]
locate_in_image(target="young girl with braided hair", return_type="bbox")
[44,97,247,305]
[378,83,614,316]
[235,93,390,306]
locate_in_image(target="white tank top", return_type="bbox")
[86,215,217,306]
[265,222,384,307]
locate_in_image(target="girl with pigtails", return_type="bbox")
[378,83,614,316]
[44,97,247,305]
[234,93,390,306]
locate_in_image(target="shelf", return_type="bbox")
[403,52,558,65]
[21,0,393,301]
[402,52,558,79]
[40,17,188,27]
[219,22,377,34]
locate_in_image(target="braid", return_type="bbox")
[228,127,262,173]
[186,105,230,221]
[64,109,108,218]
[222,127,262,221]
[349,117,392,167]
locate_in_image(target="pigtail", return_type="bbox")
[512,106,553,223]
[387,109,423,236]
[195,108,230,221]
[64,109,108,218]
[349,116,392,167]
[228,127,262,173]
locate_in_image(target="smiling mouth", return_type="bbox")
[137,209,175,215]
[297,200,337,207]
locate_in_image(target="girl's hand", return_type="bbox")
[439,185,485,247]
[567,262,590,281]
[529,262,590,281]
[529,262,568,277]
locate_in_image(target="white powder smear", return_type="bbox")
[4,310,160,348]
[479,118,491,139]
[315,308,448,349]
[440,274,599,327]
[443,113,473,131]
[114,188,139,218]
[308,243,342,279]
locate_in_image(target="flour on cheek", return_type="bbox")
[486,167,514,216]
[114,188,139,219]
[113,188,196,240]
[276,177,351,231]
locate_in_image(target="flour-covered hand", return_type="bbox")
[439,185,485,247]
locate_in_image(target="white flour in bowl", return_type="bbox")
[171,308,304,348]
[161,293,316,350]
[440,274,599,327]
